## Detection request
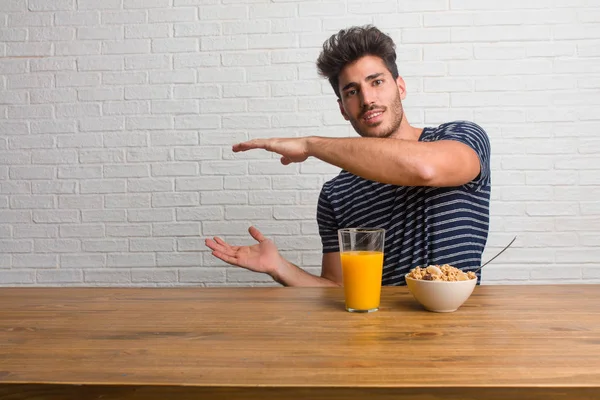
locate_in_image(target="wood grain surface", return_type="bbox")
[1,285,599,399]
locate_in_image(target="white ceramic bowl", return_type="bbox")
[405,274,477,313]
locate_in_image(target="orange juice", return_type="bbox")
[340,251,384,311]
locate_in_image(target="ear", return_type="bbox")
[337,98,350,121]
[396,76,407,101]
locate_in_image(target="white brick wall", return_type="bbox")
[0,1,599,287]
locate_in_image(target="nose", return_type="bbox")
[360,86,376,109]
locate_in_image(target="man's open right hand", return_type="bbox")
[205,226,284,277]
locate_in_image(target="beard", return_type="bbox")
[348,90,404,139]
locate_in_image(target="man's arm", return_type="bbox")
[233,136,482,188]
[272,252,342,287]
[206,226,341,287]
[306,136,481,187]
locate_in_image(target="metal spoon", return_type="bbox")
[473,236,517,274]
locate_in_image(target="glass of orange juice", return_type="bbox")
[337,228,385,313]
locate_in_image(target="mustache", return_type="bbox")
[360,104,386,118]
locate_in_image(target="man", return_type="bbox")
[205,25,491,287]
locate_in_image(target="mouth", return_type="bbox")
[362,109,384,125]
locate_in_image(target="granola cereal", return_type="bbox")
[407,264,476,281]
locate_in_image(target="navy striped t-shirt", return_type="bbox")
[316,120,491,286]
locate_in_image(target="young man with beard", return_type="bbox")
[205,25,491,287]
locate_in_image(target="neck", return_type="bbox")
[389,115,422,141]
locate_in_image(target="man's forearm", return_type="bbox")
[271,258,340,287]
[306,136,430,186]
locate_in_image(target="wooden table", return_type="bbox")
[0,285,599,400]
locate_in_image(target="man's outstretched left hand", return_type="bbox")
[232,137,311,165]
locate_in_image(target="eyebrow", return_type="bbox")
[341,72,385,92]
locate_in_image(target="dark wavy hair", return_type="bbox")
[316,25,399,99]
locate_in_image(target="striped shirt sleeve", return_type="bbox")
[316,183,340,253]
[437,121,491,192]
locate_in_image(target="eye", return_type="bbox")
[374,79,383,86]
[345,89,357,97]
